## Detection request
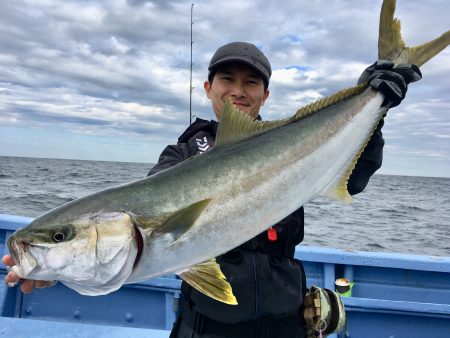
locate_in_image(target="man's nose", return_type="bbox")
[230,82,245,97]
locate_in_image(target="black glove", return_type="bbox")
[358,60,422,108]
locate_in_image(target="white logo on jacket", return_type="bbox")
[196,136,210,153]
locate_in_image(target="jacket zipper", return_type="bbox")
[251,252,260,320]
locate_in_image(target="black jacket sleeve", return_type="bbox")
[147,143,190,176]
[347,119,385,195]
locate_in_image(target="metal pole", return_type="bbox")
[189,4,194,125]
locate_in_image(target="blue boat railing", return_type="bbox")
[1,213,449,337]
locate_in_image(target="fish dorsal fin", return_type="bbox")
[216,85,369,147]
[292,85,368,122]
[215,99,289,146]
[179,259,237,305]
[152,199,211,241]
[379,0,450,66]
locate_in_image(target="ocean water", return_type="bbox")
[0,156,449,257]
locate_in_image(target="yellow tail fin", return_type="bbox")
[379,0,450,66]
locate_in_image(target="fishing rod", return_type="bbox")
[189,3,194,125]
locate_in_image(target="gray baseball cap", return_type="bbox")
[208,42,272,87]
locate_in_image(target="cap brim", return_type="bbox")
[208,56,269,82]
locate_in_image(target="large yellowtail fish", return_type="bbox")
[7,0,449,305]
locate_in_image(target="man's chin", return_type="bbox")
[236,106,249,112]
[234,105,253,116]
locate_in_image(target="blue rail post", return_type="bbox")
[343,265,354,283]
[323,263,335,290]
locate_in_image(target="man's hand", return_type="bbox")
[358,60,422,108]
[2,255,56,293]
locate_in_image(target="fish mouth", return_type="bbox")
[7,235,22,265]
[7,236,37,278]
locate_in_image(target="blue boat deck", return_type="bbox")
[1,214,449,337]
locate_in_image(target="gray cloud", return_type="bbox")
[0,0,449,175]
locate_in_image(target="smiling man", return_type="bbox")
[205,62,269,119]
[205,43,270,120]
[154,42,419,338]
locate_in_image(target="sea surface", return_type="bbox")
[0,156,449,257]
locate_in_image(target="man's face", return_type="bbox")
[204,62,270,120]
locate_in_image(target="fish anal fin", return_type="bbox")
[323,181,353,204]
[321,157,354,204]
[154,199,212,240]
[322,118,383,204]
[179,259,237,305]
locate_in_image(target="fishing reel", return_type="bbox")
[304,285,346,337]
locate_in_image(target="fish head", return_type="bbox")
[8,212,138,295]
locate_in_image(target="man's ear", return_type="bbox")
[204,81,211,98]
[261,89,270,106]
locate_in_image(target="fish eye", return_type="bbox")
[53,232,66,242]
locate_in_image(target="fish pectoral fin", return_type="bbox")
[179,259,237,305]
[154,199,212,240]
[215,99,290,146]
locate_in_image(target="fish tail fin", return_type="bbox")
[379,0,450,67]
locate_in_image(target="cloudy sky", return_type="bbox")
[0,0,449,177]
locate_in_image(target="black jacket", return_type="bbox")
[148,117,384,323]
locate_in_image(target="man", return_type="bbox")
[3,42,421,337]
[146,42,421,337]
